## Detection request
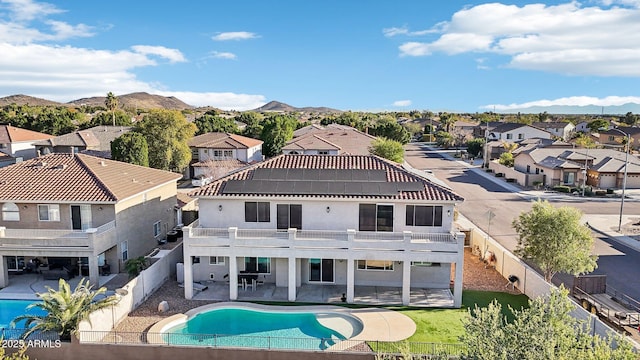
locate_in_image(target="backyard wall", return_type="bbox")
[464,218,634,344]
[488,161,535,187]
[77,243,183,336]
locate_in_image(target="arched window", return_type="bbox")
[2,202,20,221]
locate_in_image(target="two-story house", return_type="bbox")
[0,153,182,288]
[532,122,575,141]
[598,127,640,152]
[182,154,466,307]
[33,126,132,158]
[283,124,377,155]
[188,133,263,179]
[0,125,53,161]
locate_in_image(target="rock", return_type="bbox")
[158,301,169,313]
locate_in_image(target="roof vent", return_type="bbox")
[55,164,67,170]
[100,160,106,166]
[35,161,47,168]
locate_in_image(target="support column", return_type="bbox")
[184,255,194,299]
[346,259,355,303]
[402,260,411,306]
[229,256,238,300]
[288,257,296,302]
[88,255,100,287]
[0,256,8,288]
[453,232,466,308]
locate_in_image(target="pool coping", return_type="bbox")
[147,302,416,346]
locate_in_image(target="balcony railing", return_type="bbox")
[0,220,117,250]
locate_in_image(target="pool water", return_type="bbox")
[0,300,46,338]
[164,308,349,350]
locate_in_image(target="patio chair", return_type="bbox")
[238,277,247,291]
[247,278,256,292]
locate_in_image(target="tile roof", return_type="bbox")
[190,154,464,202]
[283,126,377,155]
[0,125,53,143]
[0,153,182,203]
[188,132,263,149]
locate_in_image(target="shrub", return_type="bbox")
[595,190,607,196]
[553,185,571,193]
[485,169,493,173]
[606,188,614,194]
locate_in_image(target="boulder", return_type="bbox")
[158,300,170,313]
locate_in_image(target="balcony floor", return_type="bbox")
[190,282,454,308]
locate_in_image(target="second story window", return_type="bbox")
[38,204,60,222]
[518,133,524,140]
[224,150,233,157]
[359,204,393,232]
[277,204,302,230]
[2,202,20,221]
[506,133,513,140]
[245,202,270,222]
[406,205,443,227]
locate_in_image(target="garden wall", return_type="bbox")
[77,243,183,337]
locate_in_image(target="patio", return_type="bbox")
[0,272,118,300]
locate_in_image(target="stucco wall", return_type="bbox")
[0,203,115,230]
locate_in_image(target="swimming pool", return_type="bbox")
[0,300,46,338]
[156,304,363,350]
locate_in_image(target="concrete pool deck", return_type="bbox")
[148,302,416,344]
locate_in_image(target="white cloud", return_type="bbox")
[1,0,62,22]
[383,26,434,37]
[396,2,640,76]
[156,91,266,110]
[212,31,259,41]
[210,51,237,60]
[131,45,186,63]
[485,95,640,110]
[393,100,412,107]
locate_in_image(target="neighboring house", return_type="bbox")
[0,153,182,288]
[182,154,466,307]
[33,126,132,158]
[574,121,591,133]
[188,132,263,179]
[532,122,575,140]
[0,125,54,160]
[598,127,640,151]
[487,123,552,142]
[513,148,640,189]
[283,124,377,155]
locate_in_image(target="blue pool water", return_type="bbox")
[163,308,351,350]
[0,300,46,338]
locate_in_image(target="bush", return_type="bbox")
[485,169,494,173]
[553,185,571,193]
[595,190,607,196]
[606,188,614,194]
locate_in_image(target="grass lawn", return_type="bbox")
[391,290,529,344]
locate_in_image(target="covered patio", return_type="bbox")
[0,272,118,300]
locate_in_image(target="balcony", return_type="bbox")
[0,221,117,252]
[185,224,462,258]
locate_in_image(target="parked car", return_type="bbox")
[192,175,212,187]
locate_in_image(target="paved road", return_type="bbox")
[404,143,640,300]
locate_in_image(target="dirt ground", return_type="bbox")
[462,247,521,295]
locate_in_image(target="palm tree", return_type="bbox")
[105,92,118,126]
[11,279,119,341]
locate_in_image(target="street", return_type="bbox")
[404,143,640,301]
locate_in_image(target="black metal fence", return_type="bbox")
[78,330,466,356]
[0,328,60,341]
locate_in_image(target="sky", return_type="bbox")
[1,0,640,113]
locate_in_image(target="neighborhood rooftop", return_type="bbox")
[190,154,464,202]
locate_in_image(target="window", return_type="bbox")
[318,151,329,155]
[213,150,221,157]
[224,150,233,157]
[518,133,524,140]
[608,135,615,141]
[563,172,575,184]
[506,133,513,140]
[209,256,225,265]
[153,221,161,238]
[406,205,443,227]
[38,204,60,221]
[411,261,441,267]
[309,259,334,282]
[277,204,302,230]
[535,168,540,174]
[245,202,270,222]
[2,202,20,221]
[121,241,128,261]
[357,260,394,271]
[244,257,271,273]
[359,204,393,232]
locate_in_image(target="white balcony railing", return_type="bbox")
[0,221,117,250]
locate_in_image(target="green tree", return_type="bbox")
[236,112,264,139]
[28,107,79,135]
[439,112,457,133]
[369,137,404,163]
[85,110,132,128]
[498,152,514,167]
[460,287,636,360]
[133,109,196,172]
[623,112,637,126]
[466,138,486,157]
[512,200,597,282]
[124,256,148,278]
[105,92,118,126]
[12,279,119,341]
[260,114,297,157]
[111,132,149,167]
[370,116,411,144]
[587,119,610,132]
[194,114,239,135]
[435,131,454,148]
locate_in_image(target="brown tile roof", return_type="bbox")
[283,126,376,155]
[0,153,181,203]
[33,126,132,151]
[188,132,263,149]
[190,154,464,202]
[0,125,53,143]
[192,159,248,168]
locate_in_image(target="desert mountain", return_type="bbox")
[0,94,62,107]
[253,100,341,114]
[68,92,193,110]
